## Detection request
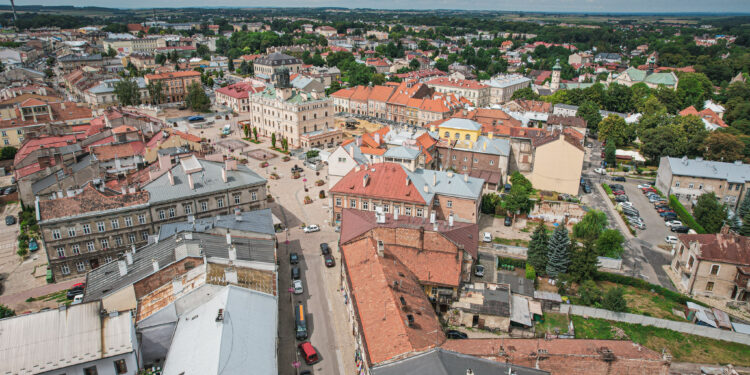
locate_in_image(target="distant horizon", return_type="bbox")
[10,1,750,14]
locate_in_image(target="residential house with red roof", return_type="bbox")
[215,81,266,113]
[0,96,92,147]
[425,77,491,107]
[679,105,727,131]
[671,232,750,302]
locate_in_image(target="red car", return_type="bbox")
[298,342,320,365]
[642,188,657,193]
[612,190,626,195]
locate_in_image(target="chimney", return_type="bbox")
[225,159,237,171]
[430,124,436,132]
[125,252,133,265]
[483,142,487,151]
[226,233,232,244]
[117,260,127,276]
[430,211,436,224]
[222,167,227,183]
[405,176,410,186]
[228,246,237,261]
[188,173,194,190]
[432,173,437,186]
[158,153,172,171]
[152,258,159,272]
[168,170,174,185]
[464,173,469,182]
[225,267,238,283]
[449,213,454,227]
[423,183,429,193]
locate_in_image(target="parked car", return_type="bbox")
[298,342,320,365]
[671,225,690,233]
[619,201,634,208]
[594,168,607,175]
[290,252,300,264]
[303,224,320,233]
[291,266,300,280]
[482,232,492,242]
[659,210,676,216]
[291,165,304,173]
[662,213,678,221]
[611,176,626,182]
[293,279,304,295]
[474,265,485,277]
[324,253,335,267]
[320,243,330,255]
[66,283,85,299]
[612,190,625,195]
[637,184,652,189]
[665,236,678,244]
[504,217,512,226]
[609,184,624,190]
[5,215,15,225]
[446,330,468,339]
[71,294,84,305]
[615,195,629,202]
[665,220,682,227]
[582,184,591,194]
[4,186,16,194]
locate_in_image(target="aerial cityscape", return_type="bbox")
[0,3,749,375]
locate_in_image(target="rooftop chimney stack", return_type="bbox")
[226,233,232,245]
[449,213,454,227]
[464,173,469,182]
[118,260,127,276]
[152,258,159,272]
[423,183,429,193]
[125,252,133,265]
[221,167,227,183]
[433,173,436,186]
[188,173,194,190]
[168,170,174,185]
[228,246,237,261]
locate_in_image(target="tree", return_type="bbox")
[740,212,750,237]
[0,304,14,319]
[113,77,142,106]
[639,124,687,162]
[271,133,277,148]
[527,222,549,274]
[703,132,745,162]
[572,210,607,242]
[738,194,750,222]
[253,127,258,141]
[569,241,599,283]
[106,46,117,57]
[604,142,616,166]
[598,114,630,147]
[679,115,708,157]
[602,287,628,312]
[146,81,165,105]
[435,58,449,72]
[510,171,533,191]
[480,193,501,215]
[503,185,532,218]
[408,58,420,70]
[595,229,625,258]
[0,146,17,160]
[693,193,727,233]
[545,225,571,278]
[578,280,602,306]
[511,87,540,101]
[577,101,602,133]
[228,58,234,73]
[677,72,714,109]
[155,53,166,65]
[282,138,289,152]
[185,82,210,112]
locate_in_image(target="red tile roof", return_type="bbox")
[215,81,266,99]
[0,102,92,130]
[39,185,150,221]
[145,71,201,80]
[330,163,427,204]
[426,77,489,90]
[368,85,396,103]
[331,87,355,99]
[92,141,146,161]
[14,134,82,168]
[679,106,727,128]
[679,233,750,266]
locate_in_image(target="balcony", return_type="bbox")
[735,267,750,290]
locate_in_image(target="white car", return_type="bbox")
[293,279,304,295]
[483,232,492,242]
[637,184,652,189]
[594,168,607,175]
[665,220,682,228]
[618,201,634,208]
[303,224,320,233]
[665,236,678,244]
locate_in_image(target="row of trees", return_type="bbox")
[113,78,209,112]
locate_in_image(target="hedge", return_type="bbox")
[498,256,526,269]
[602,183,613,196]
[669,195,707,234]
[593,271,708,307]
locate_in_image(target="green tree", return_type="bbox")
[569,241,599,283]
[282,138,289,152]
[509,171,532,191]
[113,77,142,106]
[253,127,258,141]
[435,58,449,72]
[480,193,501,215]
[228,58,234,73]
[146,81,165,105]
[271,133,277,148]
[572,210,607,242]
[106,46,117,57]
[738,194,750,221]
[511,87,540,101]
[155,53,167,65]
[703,132,744,162]
[677,72,714,109]
[545,225,571,278]
[598,114,630,147]
[693,193,727,233]
[604,142,616,166]
[0,304,14,319]
[578,280,602,306]
[527,221,549,274]
[679,115,709,157]
[0,146,17,160]
[595,229,625,258]
[185,82,210,112]
[740,212,750,236]
[409,58,420,70]
[639,123,687,162]
[503,184,532,220]
[577,100,602,133]
[602,287,628,312]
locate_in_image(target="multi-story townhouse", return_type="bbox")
[143,71,202,103]
[425,77,491,108]
[656,157,750,211]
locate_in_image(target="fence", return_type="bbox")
[561,304,750,345]
[492,243,528,258]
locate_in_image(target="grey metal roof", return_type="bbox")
[162,285,277,375]
[158,208,276,241]
[439,118,482,131]
[371,348,548,375]
[254,52,301,66]
[31,155,92,195]
[496,272,535,297]
[454,136,510,156]
[665,157,750,184]
[484,74,531,88]
[405,168,484,201]
[554,103,579,111]
[143,158,266,204]
[84,232,274,302]
[384,146,421,160]
[59,53,102,62]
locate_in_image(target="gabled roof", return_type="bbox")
[330,162,430,204]
[679,233,750,266]
[664,157,750,183]
[39,184,149,222]
[91,141,145,161]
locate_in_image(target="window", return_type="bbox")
[61,264,71,275]
[447,200,453,208]
[113,359,128,374]
[710,264,720,275]
[737,184,742,191]
[473,158,478,163]
[689,183,694,189]
[105,256,113,263]
[72,244,80,255]
[110,219,119,229]
[454,133,460,139]
[201,201,208,211]
[124,217,133,227]
[463,157,468,162]
[217,198,224,208]
[97,221,105,232]
[83,366,98,375]
[383,204,389,213]
[142,231,149,241]
[184,203,193,215]
[76,261,86,272]
[336,197,342,206]
[465,134,471,140]
[129,233,136,244]
[68,228,76,237]
[52,229,61,240]
[168,207,175,218]
[362,201,369,210]
[251,191,257,201]
[416,208,424,217]
[87,241,95,252]
[158,210,166,220]
[405,207,412,215]
[706,282,714,291]
[100,239,109,249]
[56,247,65,257]
[452,155,456,160]
[350,199,357,208]
[83,224,91,234]
[138,214,146,225]
[234,194,241,204]
[675,182,680,187]
[114,236,123,246]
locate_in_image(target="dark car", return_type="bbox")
[662,214,678,221]
[291,165,304,173]
[504,216,512,226]
[324,253,335,267]
[290,252,300,264]
[66,283,85,299]
[609,184,624,190]
[5,215,15,225]
[320,243,330,255]
[446,330,468,339]
[671,225,690,233]
[291,266,301,280]
[582,184,591,194]
[611,176,626,182]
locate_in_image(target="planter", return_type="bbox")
[315,180,325,186]
[304,196,313,204]
[319,190,326,199]
[260,161,269,168]
[292,172,301,179]
[269,173,280,180]
[282,156,291,162]
[267,195,275,203]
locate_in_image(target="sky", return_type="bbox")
[14,0,750,13]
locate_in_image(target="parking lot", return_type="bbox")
[617,180,675,247]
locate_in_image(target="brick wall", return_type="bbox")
[133,257,204,299]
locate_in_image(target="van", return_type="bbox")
[295,302,307,340]
[298,342,320,365]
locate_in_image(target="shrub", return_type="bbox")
[498,256,526,269]
[578,280,602,306]
[602,287,628,312]
[602,183,613,196]
[669,195,707,233]
[593,271,708,307]
[319,190,326,199]
[525,264,536,280]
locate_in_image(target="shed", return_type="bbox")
[711,308,732,330]
[534,291,562,311]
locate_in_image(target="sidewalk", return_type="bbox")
[0,277,85,306]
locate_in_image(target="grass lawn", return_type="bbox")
[572,316,750,365]
[598,281,686,321]
[535,312,570,336]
